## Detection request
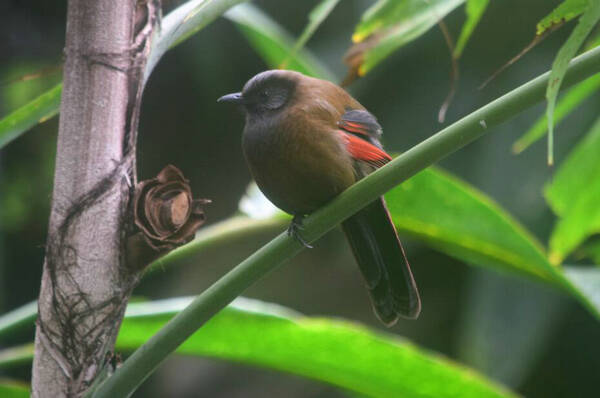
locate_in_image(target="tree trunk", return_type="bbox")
[32,1,159,396]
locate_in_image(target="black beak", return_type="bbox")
[217,92,244,104]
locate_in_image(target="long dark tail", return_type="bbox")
[341,197,421,326]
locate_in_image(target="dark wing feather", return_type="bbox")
[342,198,421,324]
[338,109,383,147]
[339,106,390,168]
[338,108,421,324]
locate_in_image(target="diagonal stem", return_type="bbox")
[92,46,600,398]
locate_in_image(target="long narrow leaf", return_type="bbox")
[0,298,514,397]
[586,31,600,49]
[145,0,250,80]
[0,83,61,150]
[513,72,600,153]
[547,114,600,217]
[454,0,490,57]
[281,0,341,68]
[117,298,515,398]
[537,0,589,35]
[545,0,600,164]
[385,168,555,281]
[224,3,335,80]
[345,0,465,78]
[546,116,600,263]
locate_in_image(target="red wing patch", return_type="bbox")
[341,131,392,169]
[338,109,383,143]
[338,120,371,137]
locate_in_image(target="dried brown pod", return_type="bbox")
[127,165,210,269]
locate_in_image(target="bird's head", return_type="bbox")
[218,70,300,116]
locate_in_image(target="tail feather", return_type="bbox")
[341,197,421,326]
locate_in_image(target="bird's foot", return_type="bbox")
[287,215,313,249]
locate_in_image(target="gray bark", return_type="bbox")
[32,1,159,396]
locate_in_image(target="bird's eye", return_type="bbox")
[260,90,269,100]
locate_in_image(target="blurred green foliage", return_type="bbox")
[348,0,465,76]
[546,116,600,263]
[537,0,588,34]
[224,3,334,79]
[0,297,513,397]
[117,298,514,398]
[513,73,600,153]
[0,380,29,398]
[544,0,600,164]
[1,0,600,397]
[454,0,490,57]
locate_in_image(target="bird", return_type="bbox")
[218,70,420,325]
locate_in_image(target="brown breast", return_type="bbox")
[243,76,362,215]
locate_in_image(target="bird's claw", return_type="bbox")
[288,216,313,248]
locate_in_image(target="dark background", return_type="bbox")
[1,0,599,396]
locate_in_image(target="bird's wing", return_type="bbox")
[341,133,391,169]
[338,109,390,169]
[338,109,383,146]
[338,110,420,323]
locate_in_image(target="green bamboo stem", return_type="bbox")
[92,46,600,398]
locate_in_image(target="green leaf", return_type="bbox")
[0,380,29,398]
[347,0,465,76]
[282,0,341,68]
[385,168,557,281]
[454,0,490,58]
[549,197,600,263]
[545,0,600,164]
[384,167,600,317]
[586,30,600,50]
[0,298,514,397]
[145,0,250,80]
[0,83,61,150]
[545,117,600,263]
[115,297,514,398]
[536,0,589,35]
[224,3,335,80]
[513,72,600,153]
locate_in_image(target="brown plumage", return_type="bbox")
[219,70,420,325]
